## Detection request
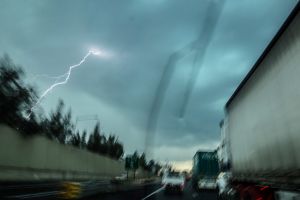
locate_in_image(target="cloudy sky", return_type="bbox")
[0,0,297,170]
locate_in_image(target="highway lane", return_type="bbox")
[0,180,218,199]
[148,182,218,200]
[84,181,218,200]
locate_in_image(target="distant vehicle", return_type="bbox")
[218,3,300,200]
[115,173,127,181]
[111,173,127,183]
[192,151,219,190]
[162,172,185,194]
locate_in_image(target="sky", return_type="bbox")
[0,0,297,170]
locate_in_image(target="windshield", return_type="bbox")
[0,0,298,200]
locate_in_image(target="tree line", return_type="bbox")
[133,151,162,175]
[0,54,124,160]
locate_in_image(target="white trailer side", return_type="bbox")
[225,6,300,186]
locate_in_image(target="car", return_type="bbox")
[115,173,127,180]
[162,172,185,194]
[111,173,127,183]
[198,177,217,190]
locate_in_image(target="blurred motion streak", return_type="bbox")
[145,0,225,155]
[179,0,225,118]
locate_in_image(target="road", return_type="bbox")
[83,181,218,200]
[1,180,218,200]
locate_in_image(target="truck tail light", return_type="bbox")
[260,186,269,191]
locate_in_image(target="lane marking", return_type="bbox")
[141,186,165,200]
[9,191,60,198]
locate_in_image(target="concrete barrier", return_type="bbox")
[0,125,125,181]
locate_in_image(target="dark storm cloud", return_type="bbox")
[0,0,297,163]
[153,76,238,148]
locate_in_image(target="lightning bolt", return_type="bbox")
[27,49,101,118]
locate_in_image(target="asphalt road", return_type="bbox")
[84,181,218,200]
[1,180,218,200]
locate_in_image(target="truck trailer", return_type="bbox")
[192,151,219,190]
[218,3,300,200]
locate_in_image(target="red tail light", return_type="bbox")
[260,186,269,191]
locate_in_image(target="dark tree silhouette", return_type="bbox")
[147,159,155,171]
[43,100,74,144]
[87,123,124,159]
[80,130,87,149]
[0,54,42,135]
[107,135,124,159]
[87,122,103,153]
[69,131,81,147]
[154,162,162,174]
[113,142,124,159]
[132,151,139,160]
[139,153,147,170]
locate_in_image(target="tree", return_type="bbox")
[154,162,162,175]
[69,129,89,149]
[0,54,42,135]
[87,122,101,153]
[113,142,124,159]
[87,122,107,154]
[43,100,74,144]
[69,131,81,147]
[86,123,124,159]
[80,130,87,149]
[107,134,124,159]
[132,151,139,179]
[139,153,147,170]
[147,159,155,172]
[107,135,116,157]
[132,151,139,162]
